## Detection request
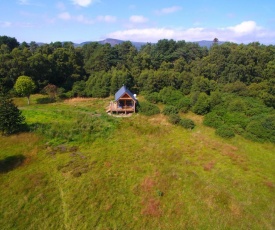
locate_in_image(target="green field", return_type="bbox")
[0,95,274,229]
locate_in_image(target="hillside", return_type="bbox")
[0,96,274,229]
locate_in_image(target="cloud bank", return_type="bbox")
[107,21,274,44]
[71,0,97,7]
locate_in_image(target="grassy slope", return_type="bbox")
[0,95,274,230]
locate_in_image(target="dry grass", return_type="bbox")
[64,97,97,103]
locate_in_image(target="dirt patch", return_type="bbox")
[141,198,162,217]
[141,176,155,192]
[203,161,216,171]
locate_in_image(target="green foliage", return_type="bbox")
[179,118,195,129]
[14,76,36,105]
[209,91,223,109]
[176,97,191,113]
[159,87,183,105]
[203,112,224,128]
[144,92,160,104]
[137,101,160,116]
[71,80,86,97]
[223,81,248,96]
[215,125,235,138]
[0,35,19,51]
[0,95,25,135]
[162,105,179,115]
[192,92,210,115]
[245,115,275,143]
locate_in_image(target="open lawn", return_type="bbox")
[0,95,274,229]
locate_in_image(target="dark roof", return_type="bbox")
[115,85,136,101]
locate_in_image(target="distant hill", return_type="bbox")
[77,38,225,49]
[36,38,225,50]
[195,40,225,48]
[78,38,148,50]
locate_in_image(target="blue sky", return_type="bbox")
[1,0,275,44]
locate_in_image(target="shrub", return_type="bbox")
[176,97,191,113]
[162,105,179,115]
[137,101,160,116]
[159,87,183,105]
[228,99,247,112]
[192,92,210,115]
[215,125,235,138]
[168,114,181,125]
[209,91,223,109]
[245,115,275,143]
[145,92,160,104]
[179,118,195,129]
[0,95,26,135]
[203,112,224,128]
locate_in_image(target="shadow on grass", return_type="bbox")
[0,155,26,173]
[36,97,56,104]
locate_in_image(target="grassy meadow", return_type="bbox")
[0,95,274,229]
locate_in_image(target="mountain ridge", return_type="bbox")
[36,38,225,49]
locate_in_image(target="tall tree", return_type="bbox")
[14,76,36,105]
[0,94,25,135]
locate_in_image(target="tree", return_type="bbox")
[0,94,25,135]
[0,35,19,51]
[14,76,36,105]
[42,84,58,100]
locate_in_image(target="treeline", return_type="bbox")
[0,35,274,107]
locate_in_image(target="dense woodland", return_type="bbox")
[0,35,275,142]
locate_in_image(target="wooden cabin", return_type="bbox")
[106,85,137,114]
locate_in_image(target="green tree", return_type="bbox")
[14,76,35,105]
[0,94,25,135]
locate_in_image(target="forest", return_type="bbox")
[0,35,274,143]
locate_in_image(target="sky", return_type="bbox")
[1,0,275,44]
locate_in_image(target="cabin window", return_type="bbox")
[126,101,133,106]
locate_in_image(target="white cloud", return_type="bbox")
[0,21,12,28]
[58,12,116,24]
[129,15,148,24]
[97,15,117,23]
[76,15,94,24]
[106,21,275,44]
[71,0,97,7]
[156,6,182,15]
[227,21,260,35]
[18,0,30,5]
[58,12,71,20]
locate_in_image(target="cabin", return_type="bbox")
[106,85,137,114]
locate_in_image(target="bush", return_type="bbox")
[179,118,195,129]
[159,87,183,105]
[192,92,210,115]
[0,95,25,135]
[168,114,181,125]
[162,105,179,115]
[203,112,224,128]
[137,101,160,116]
[145,92,160,104]
[228,99,247,112]
[176,97,191,113]
[245,115,275,143]
[215,125,235,138]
